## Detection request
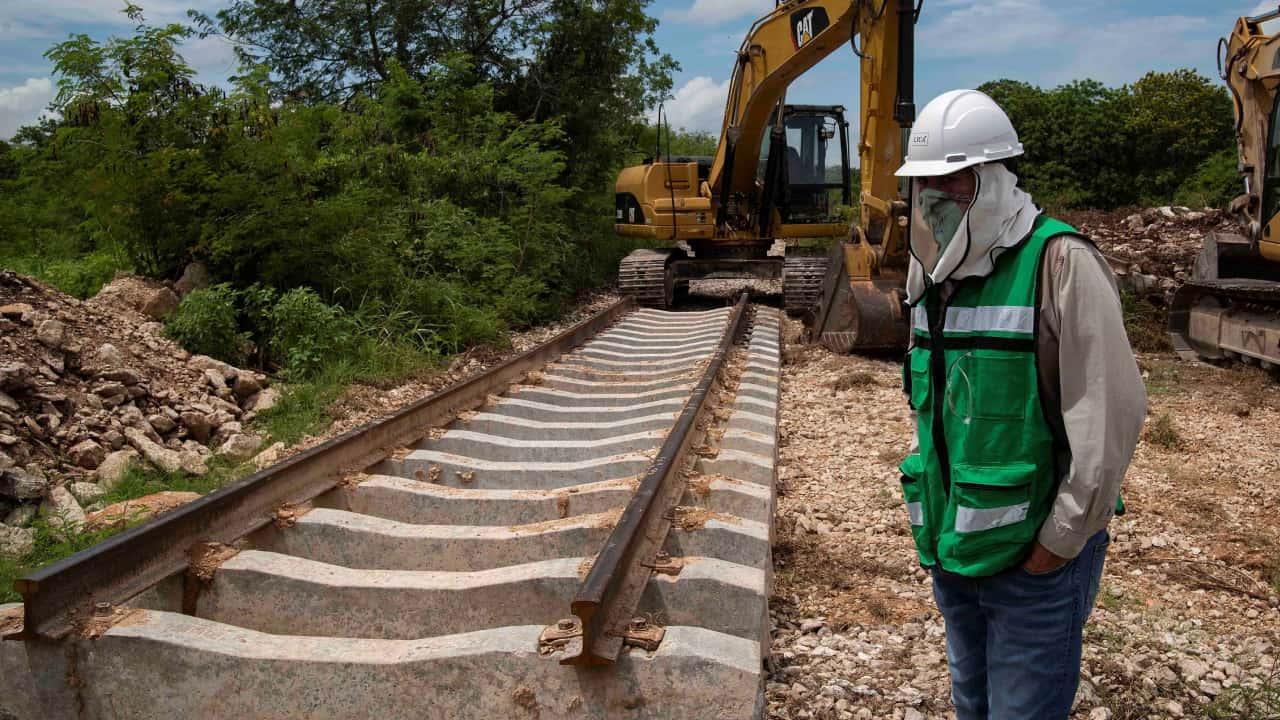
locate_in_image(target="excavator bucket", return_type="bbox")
[808,241,909,353]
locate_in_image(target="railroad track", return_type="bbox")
[1,295,783,719]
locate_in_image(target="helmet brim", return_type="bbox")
[895,157,987,178]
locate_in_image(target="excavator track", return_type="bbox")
[1169,279,1280,372]
[618,249,676,309]
[783,255,830,316]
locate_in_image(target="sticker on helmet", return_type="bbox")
[911,133,930,147]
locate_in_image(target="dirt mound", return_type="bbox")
[0,270,277,546]
[1061,206,1238,301]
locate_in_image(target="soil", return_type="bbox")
[766,316,1280,720]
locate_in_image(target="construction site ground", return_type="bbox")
[5,205,1280,718]
[767,317,1280,720]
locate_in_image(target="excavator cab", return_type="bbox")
[758,105,852,226]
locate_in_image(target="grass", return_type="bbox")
[1143,361,1184,396]
[254,340,439,445]
[1144,412,1184,451]
[0,516,126,604]
[0,247,129,299]
[1122,290,1173,354]
[1096,582,1135,615]
[1202,663,1280,719]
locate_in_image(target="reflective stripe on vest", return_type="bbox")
[911,305,1035,336]
[907,502,924,526]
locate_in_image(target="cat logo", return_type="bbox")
[795,12,814,46]
[790,8,830,49]
[911,133,930,147]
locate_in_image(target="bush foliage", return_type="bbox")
[0,2,672,356]
[981,70,1237,210]
[164,284,248,364]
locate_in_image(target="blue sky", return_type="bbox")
[0,0,1273,139]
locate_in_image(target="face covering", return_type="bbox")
[918,188,969,252]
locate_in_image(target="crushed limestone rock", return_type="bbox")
[1061,206,1237,304]
[768,317,1280,720]
[86,490,202,531]
[0,270,274,518]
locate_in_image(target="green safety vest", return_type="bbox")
[899,214,1083,577]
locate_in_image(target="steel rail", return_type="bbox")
[11,298,635,641]
[558,292,751,665]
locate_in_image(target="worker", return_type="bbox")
[894,89,1147,720]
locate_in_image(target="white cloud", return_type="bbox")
[0,77,55,140]
[664,0,772,26]
[1253,2,1278,16]
[0,0,222,28]
[654,76,730,133]
[918,0,1063,57]
[182,34,240,85]
[1050,15,1210,87]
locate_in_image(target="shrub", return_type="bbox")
[37,248,127,299]
[164,284,248,364]
[267,287,354,379]
[1144,412,1183,451]
[1174,148,1241,209]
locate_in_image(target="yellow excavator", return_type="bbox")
[614,0,919,352]
[1169,9,1280,371]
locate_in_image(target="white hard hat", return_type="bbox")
[896,89,1024,177]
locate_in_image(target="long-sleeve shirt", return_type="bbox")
[910,235,1148,560]
[1032,235,1147,558]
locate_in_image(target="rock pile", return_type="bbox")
[0,270,279,554]
[1063,206,1238,302]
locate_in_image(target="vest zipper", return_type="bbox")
[927,291,952,497]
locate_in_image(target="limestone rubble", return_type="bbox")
[0,270,273,524]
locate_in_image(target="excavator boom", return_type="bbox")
[613,0,918,354]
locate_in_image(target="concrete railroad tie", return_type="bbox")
[2,304,783,720]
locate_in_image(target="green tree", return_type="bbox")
[1125,69,1235,204]
[42,4,219,276]
[194,0,552,101]
[633,125,718,162]
[980,70,1235,210]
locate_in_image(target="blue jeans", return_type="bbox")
[931,530,1109,720]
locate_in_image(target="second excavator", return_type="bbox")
[614,0,920,352]
[1168,8,1280,372]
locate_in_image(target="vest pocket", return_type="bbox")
[898,454,936,566]
[949,463,1038,560]
[944,351,1028,421]
[908,351,931,411]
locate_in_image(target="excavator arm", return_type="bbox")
[1167,8,1280,373]
[709,0,915,250]
[613,0,918,353]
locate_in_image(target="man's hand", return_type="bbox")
[1021,542,1070,575]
